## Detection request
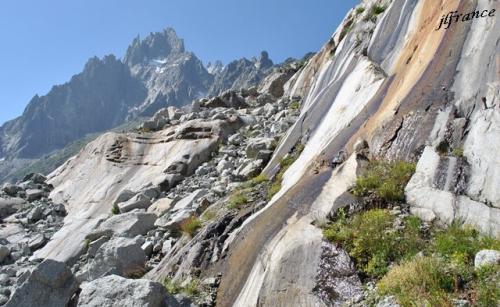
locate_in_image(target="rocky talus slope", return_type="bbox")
[1,0,499,306]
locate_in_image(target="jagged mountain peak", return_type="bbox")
[206,60,224,75]
[123,27,185,67]
[207,50,275,96]
[254,50,273,69]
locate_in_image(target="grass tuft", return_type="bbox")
[352,160,416,202]
[179,216,202,237]
[228,192,248,209]
[289,101,301,110]
[356,7,365,15]
[378,256,454,306]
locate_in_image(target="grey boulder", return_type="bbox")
[5,259,78,307]
[77,275,168,307]
[25,189,44,201]
[87,212,157,240]
[77,236,147,281]
[475,249,500,268]
[117,193,152,213]
[0,198,25,219]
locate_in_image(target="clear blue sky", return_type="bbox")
[0,0,358,125]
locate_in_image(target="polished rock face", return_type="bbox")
[2,0,499,306]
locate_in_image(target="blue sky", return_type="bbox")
[0,0,358,125]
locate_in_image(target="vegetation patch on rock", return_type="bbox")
[323,208,500,306]
[351,160,416,203]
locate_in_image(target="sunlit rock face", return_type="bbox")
[214,0,500,305]
[3,0,499,306]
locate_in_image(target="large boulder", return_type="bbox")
[5,259,78,307]
[258,71,294,98]
[245,138,275,159]
[25,189,44,201]
[113,189,138,206]
[475,250,500,268]
[87,212,157,241]
[204,90,247,109]
[147,198,178,217]
[0,245,10,263]
[235,159,263,179]
[77,236,147,281]
[117,193,152,213]
[2,183,21,197]
[77,275,169,307]
[0,198,26,219]
[172,189,208,212]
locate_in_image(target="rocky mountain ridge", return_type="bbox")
[0,0,499,306]
[0,28,277,183]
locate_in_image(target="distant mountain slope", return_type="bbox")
[0,28,277,182]
[0,55,146,159]
[208,51,274,96]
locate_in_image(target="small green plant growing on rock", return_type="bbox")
[352,160,416,202]
[111,205,120,215]
[436,140,450,155]
[179,216,202,237]
[452,147,464,157]
[339,19,354,41]
[183,278,201,297]
[163,278,182,295]
[228,192,248,209]
[363,5,387,22]
[289,101,301,110]
[355,7,365,15]
[163,277,205,300]
[251,174,269,185]
[431,222,500,265]
[371,5,386,15]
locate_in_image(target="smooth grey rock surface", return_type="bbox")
[77,275,168,307]
[5,260,78,307]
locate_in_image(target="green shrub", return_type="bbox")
[111,205,120,215]
[394,215,426,261]
[452,147,464,157]
[183,278,201,297]
[356,7,365,15]
[267,182,282,200]
[431,222,500,265]
[372,5,386,15]
[323,209,428,278]
[179,216,202,237]
[475,265,500,307]
[378,256,454,307]
[363,5,387,22]
[289,101,300,110]
[340,19,354,40]
[163,278,182,295]
[228,192,248,209]
[436,140,450,155]
[324,207,500,305]
[352,160,416,202]
[163,277,202,297]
